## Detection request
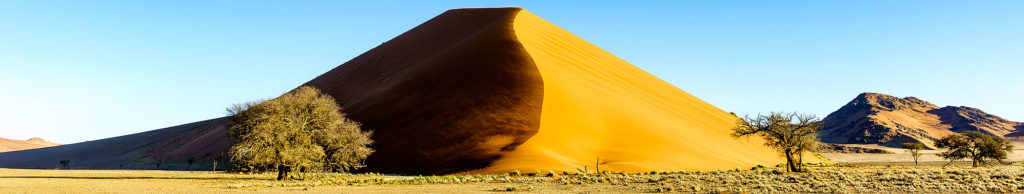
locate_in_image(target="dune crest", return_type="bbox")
[473,9,782,173]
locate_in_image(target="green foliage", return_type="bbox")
[901,142,924,165]
[227,86,374,180]
[732,112,821,172]
[935,131,1014,167]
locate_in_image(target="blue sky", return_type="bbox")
[2,1,1022,144]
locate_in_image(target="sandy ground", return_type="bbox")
[0,169,628,193]
[823,141,1024,163]
[4,163,1024,193]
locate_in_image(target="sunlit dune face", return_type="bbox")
[472,9,788,174]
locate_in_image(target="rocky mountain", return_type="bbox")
[819,92,1022,149]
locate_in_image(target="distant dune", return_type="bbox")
[820,92,1023,149]
[0,119,222,169]
[0,8,784,174]
[0,137,60,153]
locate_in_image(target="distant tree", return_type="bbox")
[935,131,1014,167]
[59,160,70,169]
[155,160,163,169]
[212,156,222,172]
[186,157,196,170]
[901,142,924,165]
[227,86,374,180]
[733,112,821,172]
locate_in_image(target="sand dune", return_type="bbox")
[0,119,221,169]
[298,8,544,174]
[0,8,785,174]
[0,137,60,153]
[298,8,783,174]
[475,10,783,173]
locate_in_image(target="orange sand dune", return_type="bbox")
[474,10,783,173]
[298,8,784,174]
[0,7,787,174]
[0,137,60,153]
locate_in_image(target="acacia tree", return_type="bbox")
[901,142,924,165]
[319,119,374,173]
[732,112,821,172]
[935,131,1014,167]
[227,86,374,180]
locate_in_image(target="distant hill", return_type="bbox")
[0,119,222,169]
[819,92,1023,149]
[0,137,60,152]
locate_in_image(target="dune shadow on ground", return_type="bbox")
[0,176,264,181]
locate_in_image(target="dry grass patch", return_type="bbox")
[3,162,1023,193]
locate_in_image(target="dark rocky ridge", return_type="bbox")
[819,92,1022,149]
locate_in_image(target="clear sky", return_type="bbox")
[2,1,1022,144]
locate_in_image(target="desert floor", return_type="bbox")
[823,141,1024,163]
[2,161,1024,193]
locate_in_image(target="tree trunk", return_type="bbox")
[276,164,290,181]
[784,149,797,172]
[797,151,804,172]
[912,152,918,166]
[971,156,979,167]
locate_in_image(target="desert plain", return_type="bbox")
[3,143,1022,193]
[3,159,1024,193]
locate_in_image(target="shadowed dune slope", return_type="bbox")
[0,119,221,169]
[299,7,545,175]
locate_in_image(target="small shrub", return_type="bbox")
[494,185,521,192]
[751,164,766,170]
[655,186,674,192]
